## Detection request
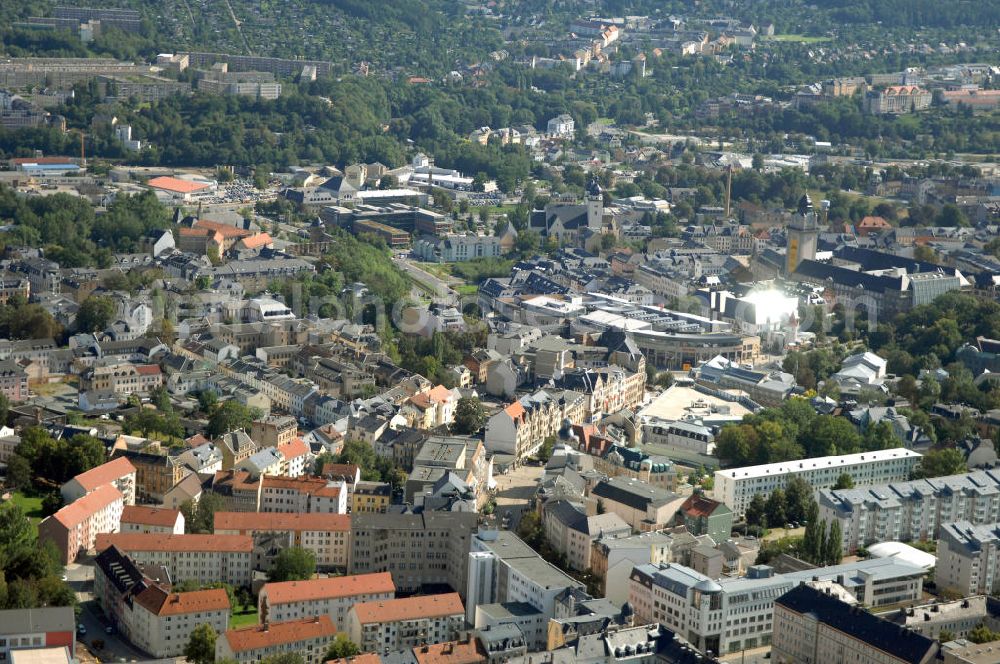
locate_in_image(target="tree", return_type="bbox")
[538,436,555,463]
[765,489,787,528]
[207,401,263,437]
[968,625,1000,644]
[324,635,361,660]
[180,492,225,534]
[452,397,486,435]
[184,624,217,664]
[745,494,767,530]
[825,520,843,565]
[268,547,316,582]
[833,473,855,490]
[76,295,116,333]
[783,477,816,524]
[914,448,966,479]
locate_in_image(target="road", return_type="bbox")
[493,464,544,531]
[394,257,457,302]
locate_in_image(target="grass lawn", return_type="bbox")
[416,262,454,280]
[8,492,45,528]
[455,284,479,296]
[230,607,259,627]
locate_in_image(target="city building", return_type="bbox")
[773,583,938,664]
[865,86,932,114]
[412,234,503,263]
[541,500,631,571]
[818,469,1000,554]
[351,481,391,514]
[629,558,925,656]
[60,456,137,506]
[347,593,466,653]
[484,389,584,462]
[878,595,1000,641]
[0,359,29,402]
[713,448,921,517]
[94,546,230,658]
[111,449,189,503]
[590,531,677,605]
[258,573,395,631]
[590,477,686,532]
[0,607,75,662]
[937,521,1000,596]
[259,475,348,514]
[119,505,184,534]
[214,511,351,570]
[95,533,254,587]
[38,483,124,564]
[216,616,337,664]
[350,512,479,596]
[676,494,734,545]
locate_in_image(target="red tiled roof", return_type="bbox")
[224,616,336,652]
[214,511,349,533]
[680,493,725,518]
[262,475,338,494]
[351,593,464,625]
[134,585,230,617]
[278,437,309,461]
[503,401,525,420]
[325,655,381,664]
[147,176,211,193]
[134,365,162,376]
[96,533,252,554]
[194,219,252,238]
[121,505,180,528]
[412,640,487,664]
[321,463,359,479]
[239,233,273,249]
[11,156,75,165]
[50,483,122,528]
[71,457,136,491]
[262,573,394,605]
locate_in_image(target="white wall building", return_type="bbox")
[713,448,921,516]
[258,572,395,631]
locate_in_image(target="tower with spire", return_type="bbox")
[785,193,819,275]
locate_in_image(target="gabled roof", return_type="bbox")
[121,505,181,528]
[262,572,395,605]
[351,592,464,624]
[224,616,336,652]
[134,585,230,617]
[48,483,122,528]
[214,511,349,533]
[69,457,137,491]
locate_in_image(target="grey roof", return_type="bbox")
[591,476,679,511]
[0,606,75,634]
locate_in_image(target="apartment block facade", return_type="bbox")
[347,593,466,653]
[214,511,351,570]
[258,572,395,631]
[96,533,254,587]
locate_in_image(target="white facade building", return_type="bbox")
[713,447,921,516]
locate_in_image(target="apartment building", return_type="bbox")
[351,481,391,514]
[251,415,298,448]
[628,559,925,656]
[559,365,645,421]
[590,477,687,532]
[937,521,1000,596]
[216,616,337,664]
[259,475,348,514]
[80,362,162,396]
[590,531,677,605]
[211,469,262,512]
[347,593,466,653]
[218,429,259,470]
[818,469,1000,554]
[713,448,921,516]
[0,607,75,662]
[120,505,184,534]
[677,494,734,545]
[541,500,631,571]
[877,595,1000,641]
[865,85,932,114]
[467,530,585,641]
[61,456,137,506]
[111,449,189,503]
[400,385,460,430]
[0,359,28,402]
[213,511,351,570]
[349,512,478,596]
[258,573,395,631]
[96,533,254,587]
[94,546,230,658]
[39,484,124,564]
[772,584,938,664]
[484,389,585,461]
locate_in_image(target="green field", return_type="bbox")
[230,607,259,627]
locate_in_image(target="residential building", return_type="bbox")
[590,531,678,605]
[94,546,230,658]
[251,415,298,448]
[818,469,1000,554]
[79,362,162,396]
[937,521,1000,596]
[351,481,391,514]
[214,511,351,570]
[347,593,466,653]
[467,530,585,633]
[211,469,263,512]
[38,483,124,564]
[216,616,337,664]
[412,234,503,263]
[217,429,259,470]
[60,456,137,506]
[0,359,28,402]
[865,85,932,114]
[350,512,478,596]
[628,559,925,655]
[259,475,348,514]
[590,477,686,532]
[0,607,75,662]
[713,448,921,517]
[95,533,253,587]
[878,595,1000,641]
[258,573,395,631]
[772,584,938,664]
[119,505,184,534]
[541,500,630,571]
[484,389,585,462]
[112,449,189,503]
[400,385,460,430]
[676,494,733,545]
[547,114,575,137]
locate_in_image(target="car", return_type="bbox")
[77,625,87,636]
[61,575,68,582]
[105,626,114,635]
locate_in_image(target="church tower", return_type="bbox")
[786,194,819,275]
[586,177,604,231]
